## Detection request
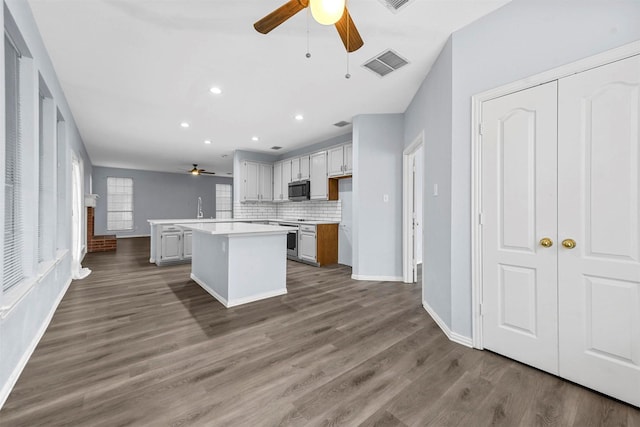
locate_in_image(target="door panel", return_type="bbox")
[558,54,640,407]
[500,109,537,252]
[481,81,559,374]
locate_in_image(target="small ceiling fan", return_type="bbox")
[254,0,364,53]
[188,164,215,176]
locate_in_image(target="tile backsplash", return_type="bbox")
[234,200,342,222]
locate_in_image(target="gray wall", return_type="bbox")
[410,0,640,338]
[404,37,453,327]
[352,113,404,280]
[92,167,233,237]
[1,0,92,408]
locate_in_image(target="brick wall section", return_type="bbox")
[87,207,117,252]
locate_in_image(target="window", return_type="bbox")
[4,34,25,291]
[37,86,56,263]
[107,177,133,230]
[216,184,232,219]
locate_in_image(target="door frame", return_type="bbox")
[402,131,424,283]
[470,40,640,349]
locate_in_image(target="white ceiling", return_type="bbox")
[27,0,509,176]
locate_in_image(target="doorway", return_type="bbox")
[476,54,640,407]
[338,178,352,266]
[402,132,424,283]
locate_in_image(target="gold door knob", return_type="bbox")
[539,237,553,248]
[562,239,577,249]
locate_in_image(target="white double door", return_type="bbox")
[481,54,640,407]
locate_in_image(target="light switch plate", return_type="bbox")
[383,194,389,202]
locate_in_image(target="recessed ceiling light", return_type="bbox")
[204,140,212,144]
[252,136,259,142]
[209,87,222,95]
[180,122,190,128]
[295,114,304,121]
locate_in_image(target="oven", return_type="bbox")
[278,223,300,258]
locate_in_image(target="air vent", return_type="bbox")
[377,0,412,13]
[270,146,282,150]
[362,49,409,77]
[333,121,351,128]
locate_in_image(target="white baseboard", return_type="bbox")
[351,274,404,282]
[0,277,72,410]
[423,300,473,348]
[190,273,286,308]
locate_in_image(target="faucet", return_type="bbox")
[197,197,204,219]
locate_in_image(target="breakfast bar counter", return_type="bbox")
[176,222,291,308]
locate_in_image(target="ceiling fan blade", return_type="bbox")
[254,0,308,34]
[335,8,363,53]
[201,171,216,175]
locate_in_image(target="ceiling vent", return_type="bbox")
[377,0,412,13]
[270,146,282,150]
[362,49,409,77]
[333,121,351,128]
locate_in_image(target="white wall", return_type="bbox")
[352,114,404,281]
[408,0,640,339]
[1,0,92,409]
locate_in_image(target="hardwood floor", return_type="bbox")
[1,237,638,426]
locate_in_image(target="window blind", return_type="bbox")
[38,93,44,263]
[4,34,25,291]
[107,177,133,230]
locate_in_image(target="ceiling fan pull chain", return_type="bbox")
[305,7,311,58]
[345,1,351,79]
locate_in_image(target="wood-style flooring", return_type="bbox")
[1,237,639,426]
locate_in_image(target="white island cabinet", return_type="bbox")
[178,222,291,308]
[149,219,222,265]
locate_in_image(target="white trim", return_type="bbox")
[423,301,473,348]
[470,40,640,350]
[0,277,72,410]
[190,273,287,308]
[116,234,150,239]
[351,274,404,282]
[402,131,424,284]
[0,250,69,318]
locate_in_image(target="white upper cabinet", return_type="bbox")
[242,161,260,201]
[259,163,273,201]
[328,143,352,177]
[273,161,284,202]
[241,161,272,202]
[344,144,353,174]
[291,155,310,181]
[310,151,328,200]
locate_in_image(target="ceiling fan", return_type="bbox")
[188,164,215,176]
[254,0,364,53]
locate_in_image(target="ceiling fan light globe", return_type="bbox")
[310,0,345,25]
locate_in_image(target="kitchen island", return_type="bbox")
[177,222,291,308]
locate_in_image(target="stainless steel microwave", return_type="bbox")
[288,180,310,201]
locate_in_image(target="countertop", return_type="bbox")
[176,222,292,236]
[148,218,339,226]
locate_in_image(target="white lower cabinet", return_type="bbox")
[298,225,317,262]
[158,226,192,264]
[160,231,182,262]
[182,231,192,258]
